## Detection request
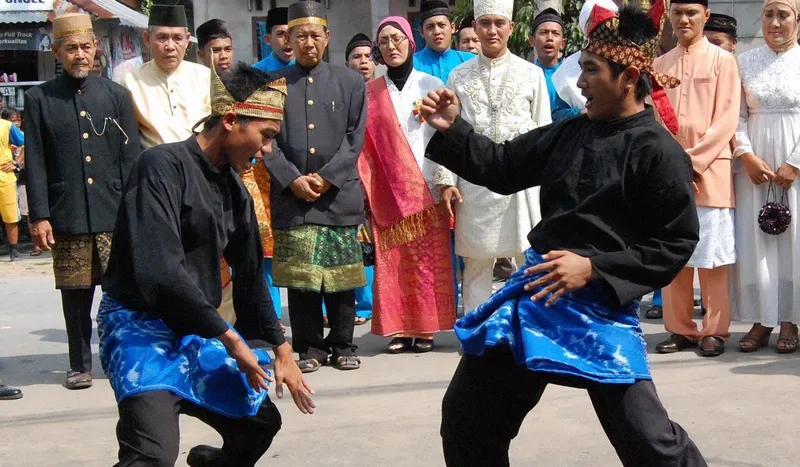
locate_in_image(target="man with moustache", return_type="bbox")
[436,0,551,317]
[456,15,481,55]
[122,4,210,149]
[266,1,367,373]
[654,0,741,358]
[530,8,580,121]
[196,19,234,72]
[24,13,141,390]
[253,7,296,73]
[413,0,475,82]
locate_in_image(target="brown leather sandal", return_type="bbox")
[776,324,799,354]
[738,325,772,353]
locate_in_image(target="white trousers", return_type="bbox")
[462,254,526,314]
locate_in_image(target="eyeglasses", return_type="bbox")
[378,35,408,48]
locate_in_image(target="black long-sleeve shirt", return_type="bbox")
[102,137,285,346]
[24,73,141,234]
[426,108,699,306]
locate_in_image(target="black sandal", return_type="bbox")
[644,306,663,320]
[413,338,434,353]
[333,355,361,371]
[387,337,412,354]
[296,358,322,374]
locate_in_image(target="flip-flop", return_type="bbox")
[295,358,322,374]
[333,355,361,371]
[354,316,369,326]
[29,249,42,257]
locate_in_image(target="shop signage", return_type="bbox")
[0,28,51,51]
[0,0,55,12]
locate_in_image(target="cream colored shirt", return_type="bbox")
[122,60,211,148]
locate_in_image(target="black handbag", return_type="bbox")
[358,224,375,267]
[758,183,791,235]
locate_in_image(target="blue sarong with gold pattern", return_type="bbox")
[97,294,271,418]
[456,250,650,384]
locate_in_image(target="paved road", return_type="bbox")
[0,266,798,466]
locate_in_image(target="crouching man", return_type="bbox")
[98,63,314,467]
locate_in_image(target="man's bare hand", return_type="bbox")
[31,219,55,251]
[289,176,322,202]
[220,330,272,393]
[740,153,774,185]
[439,186,463,218]
[523,250,597,307]
[273,343,316,414]
[420,88,460,133]
[308,173,332,195]
[774,162,798,191]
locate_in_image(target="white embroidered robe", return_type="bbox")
[436,50,551,258]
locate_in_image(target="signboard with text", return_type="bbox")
[0,28,50,51]
[0,0,55,12]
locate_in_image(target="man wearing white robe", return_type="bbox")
[435,0,551,314]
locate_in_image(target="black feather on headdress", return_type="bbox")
[616,6,658,46]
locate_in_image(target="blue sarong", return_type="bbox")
[456,250,650,384]
[97,294,271,418]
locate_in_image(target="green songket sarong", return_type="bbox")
[272,224,366,293]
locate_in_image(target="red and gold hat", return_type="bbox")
[583,0,680,134]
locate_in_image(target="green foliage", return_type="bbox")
[141,0,153,16]
[562,0,586,56]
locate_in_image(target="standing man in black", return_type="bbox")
[24,13,140,390]
[267,1,367,373]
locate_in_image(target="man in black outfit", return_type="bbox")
[24,13,140,390]
[99,63,314,467]
[420,2,708,466]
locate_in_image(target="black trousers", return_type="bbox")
[61,288,95,372]
[441,347,707,467]
[115,390,281,467]
[287,289,356,362]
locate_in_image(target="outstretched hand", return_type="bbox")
[273,342,316,414]
[420,88,460,133]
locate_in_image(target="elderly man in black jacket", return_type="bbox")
[24,13,140,390]
[266,1,367,373]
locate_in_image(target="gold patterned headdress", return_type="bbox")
[583,0,680,134]
[193,65,287,131]
[52,13,94,41]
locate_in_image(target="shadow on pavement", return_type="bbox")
[0,353,106,387]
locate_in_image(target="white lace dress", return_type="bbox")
[732,46,800,326]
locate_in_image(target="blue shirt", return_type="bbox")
[9,124,23,146]
[252,53,295,73]
[535,60,582,122]
[413,47,475,83]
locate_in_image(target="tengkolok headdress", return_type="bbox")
[193,66,287,132]
[584,0,681,134]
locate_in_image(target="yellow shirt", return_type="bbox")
[122,60,211,148]
[0,120,14,187]
[653,37,741,208]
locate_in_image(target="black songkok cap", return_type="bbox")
[346,33,372,60]
[419,0,451,25]
[196,19,231,49]
[705,13,737,37]
[288,1,328,29]
[671,0,709,6]
[457,14,474,33]
[266,7,289,30]
[531,8,564,34]
[148,4,188,28]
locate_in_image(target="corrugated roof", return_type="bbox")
[67,0,148,29]
[0,11,49,24]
